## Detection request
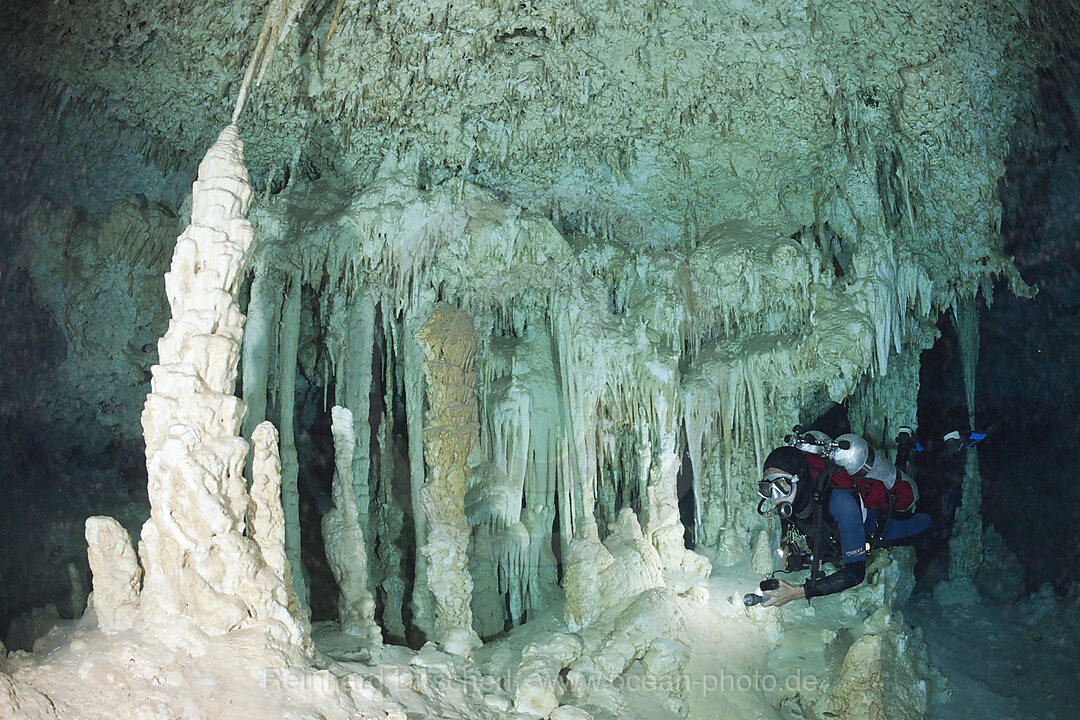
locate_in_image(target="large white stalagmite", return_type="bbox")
[129,125,307,647]
[415,301,481,646]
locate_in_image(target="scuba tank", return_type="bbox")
[829,433,919,505]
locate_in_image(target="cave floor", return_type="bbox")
[905,590,1080,720]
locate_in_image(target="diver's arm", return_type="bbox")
[803,560,866,599]
[803,489,869,599]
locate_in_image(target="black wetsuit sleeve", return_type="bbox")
[803,560,866,599]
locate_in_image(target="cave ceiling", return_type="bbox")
[0,0,1042,267]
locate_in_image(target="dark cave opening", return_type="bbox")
[804,402,851,439]
[371,306,418,647]
[974,66,1080,594]
[594,425,644,541]
[676,428,697,549]
[295,396,339,623]
[913,314,972,589]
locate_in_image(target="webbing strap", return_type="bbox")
[855,444,875,477]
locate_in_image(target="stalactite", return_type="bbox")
[326,0,347,41]
[277,270,307,611]
[415,302,480,647]
[848,339,924,456]
[232,0,314,123]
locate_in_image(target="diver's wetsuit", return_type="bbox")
[792,489,932,599]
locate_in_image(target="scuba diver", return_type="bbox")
[748,427,933,608]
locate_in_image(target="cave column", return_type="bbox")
[549,303,599,543]
[374,311,407,642]
[344,292,377,553]
[322,406,381,644]
[950,295,982,579]
[415,301,480,647]
[518,326,562,616]
[277,269,308,612]
[642,388,711,580]
[404,295,435,640]
[241,260,277,465]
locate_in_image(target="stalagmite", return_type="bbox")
[563,509,664,631]
[322,406,380,643]
[415,301,480,647]
[249,424,289,580]
[84,516,141,632]
[249,421,310,642]
[820,628,929,720]
[134,125,308,647]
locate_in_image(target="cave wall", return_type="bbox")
[977,47,1080,592]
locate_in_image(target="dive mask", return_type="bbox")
[758,472,798,500]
